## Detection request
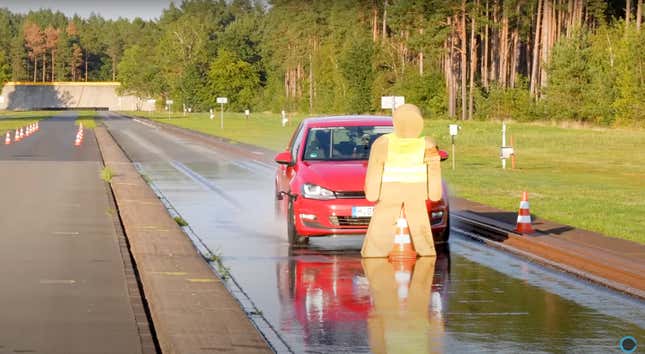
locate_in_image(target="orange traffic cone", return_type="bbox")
[388,208,418,261]
[14,129,20,142]
[515,191,535,234]
[75,132,83,146]
[5,131,11,145]
[19,128,24,140]
[36,122,39,131]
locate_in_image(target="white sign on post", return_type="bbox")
[449,124,460,136]
[449,124,461,170]
[165,99,173,118]
[380,96,405,110]
[216,97,227,128]
[500,146,515,159]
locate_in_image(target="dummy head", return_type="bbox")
[392,104,424,138]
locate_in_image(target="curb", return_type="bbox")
[94,125,272,354]
[94,128,160,354]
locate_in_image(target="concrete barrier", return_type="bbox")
[0,82,154,111]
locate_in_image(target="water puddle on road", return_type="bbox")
[119,139,644,353]
[220,240,644,354]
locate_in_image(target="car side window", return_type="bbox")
[290,123,306,162]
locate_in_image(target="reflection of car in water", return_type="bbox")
[276,248,451,352]
[274,116,450,245]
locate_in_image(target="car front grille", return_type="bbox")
[329,214,444,228]
[334,191,366,199]
[329,216,371,227]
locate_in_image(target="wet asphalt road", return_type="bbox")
[102,112,645,353]
[0,113,147,354]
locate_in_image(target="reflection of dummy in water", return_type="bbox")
[362,258,444,354]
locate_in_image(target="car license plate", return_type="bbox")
[352,206,374,218]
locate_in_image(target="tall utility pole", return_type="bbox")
[460,0,467,120]
[530,0,543,97]
[382,0,388,40]
[468,0,478,120]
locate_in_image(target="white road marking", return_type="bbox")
[52,231,80,236]
[132,118,158,129]
[39,280,76,285]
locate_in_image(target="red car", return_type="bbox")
[274,115,450,245]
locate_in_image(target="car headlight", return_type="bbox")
[302,183,335,200]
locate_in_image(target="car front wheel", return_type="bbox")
[434,216,451,244]
[287,199,309,246]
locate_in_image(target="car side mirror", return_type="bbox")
[438,150,449,161]
[275,151,293,165]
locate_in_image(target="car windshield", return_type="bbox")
[303,125,393,161]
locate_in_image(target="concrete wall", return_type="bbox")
[0,82,155,111]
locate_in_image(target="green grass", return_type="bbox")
[173,216,189,227]
[0,110,98,134]
[123,111,645,244]
[123,110,307,151]
[100,166,113,183]
[424,120,645,244]
[75,110,97,129]
[0,111,51,135]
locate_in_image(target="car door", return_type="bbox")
[277,123,305,196]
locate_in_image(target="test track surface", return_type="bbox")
[0,112,155,354]
[102,112,644,353]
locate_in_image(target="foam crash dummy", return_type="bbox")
[362,104,442,258]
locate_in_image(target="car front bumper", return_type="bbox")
[293,197,448,239]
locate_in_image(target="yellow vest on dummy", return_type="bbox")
[381,133,427,184]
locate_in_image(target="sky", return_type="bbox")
[1,0,175,20]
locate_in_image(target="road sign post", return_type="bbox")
[166,100,175,119]
[501,122,510,169]
[216,97,228,128]
[166,99,173,119]
[449,124,460,170]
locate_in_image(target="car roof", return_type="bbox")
[303,115,393,128]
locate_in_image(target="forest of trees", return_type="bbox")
[0,0,643,126]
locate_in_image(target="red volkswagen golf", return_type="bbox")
[274,116,450,245]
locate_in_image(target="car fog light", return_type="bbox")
[431,211,444,219]
[300,214,317,221]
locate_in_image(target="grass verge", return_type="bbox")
[0,110,51,134]
[122,111,645,244]
[75,110,97,129]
